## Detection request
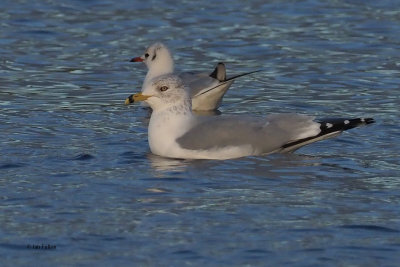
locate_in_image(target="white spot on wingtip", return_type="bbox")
[361,118,365,122]
[326,123,333,128]
[344,120,350,125]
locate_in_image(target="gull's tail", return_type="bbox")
[209,62,263,82]
[209,63,226,81]
[280,117,375,152]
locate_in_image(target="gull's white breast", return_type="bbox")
[148,110,193,158]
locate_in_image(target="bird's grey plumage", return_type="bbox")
[176,114,320,153]
[179,71,223,97]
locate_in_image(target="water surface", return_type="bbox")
[1,0,399,266]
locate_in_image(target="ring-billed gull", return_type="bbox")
[126,42,261,111]
[128,74,374,160]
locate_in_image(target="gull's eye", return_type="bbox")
[145,53,149,58]
[160,86,169,92]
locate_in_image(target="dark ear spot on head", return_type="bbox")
[152,53,157,61]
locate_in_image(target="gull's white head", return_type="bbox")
[129,74,191,112]
[131,42,174,79]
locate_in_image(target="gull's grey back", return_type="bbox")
[176,114,318,154]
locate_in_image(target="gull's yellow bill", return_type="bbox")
[125,93,151,105]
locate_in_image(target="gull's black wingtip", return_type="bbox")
[364,118,375,124]
[280,117,375,152]
[209,63,264,82]
[209,62,226,82]
[224,69,264,82]
[318,117,375,133]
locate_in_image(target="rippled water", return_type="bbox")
[1,0,400,265]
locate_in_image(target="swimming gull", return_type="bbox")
[128,74,375,160]
[126,42,261,111]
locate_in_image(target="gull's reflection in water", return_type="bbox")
[147,150,324,174]
[147,153,191,173]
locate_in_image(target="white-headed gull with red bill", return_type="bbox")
[127,74,375,160]
[126,42,261,111]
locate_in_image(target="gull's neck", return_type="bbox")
[143,55,174,86]
[150,98,194,134]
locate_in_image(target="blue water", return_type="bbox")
[1,0,400,266]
